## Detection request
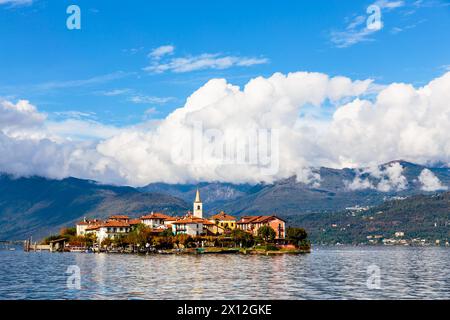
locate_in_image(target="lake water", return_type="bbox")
[0,246,449,300]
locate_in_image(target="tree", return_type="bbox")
[113,234,128,247]
[173,234,194,248]
[69,235,92,247]
[152,236,173,249]
[101,238,113,248]
[42,234,63,245]
[230,229,254,248]
[258,225,276,243]
[125,224,153,246]
[287,227,308,246]
[159,229,174,237]
[60,227,76,237]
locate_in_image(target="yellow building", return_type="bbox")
[208,211,237,232]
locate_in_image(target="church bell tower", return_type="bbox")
[193,188,203,218]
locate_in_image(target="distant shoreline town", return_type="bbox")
[26,189,311,255]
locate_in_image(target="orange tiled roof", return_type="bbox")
[109,215,129,219]
[85,225,101,231]
[129,219,141,225]
[172,218,203,225]
[172,217,215,225]
[76,218,102,226]
[164,216,179,221]
[198,218,215,225]
[237,215,285,224]
[78,219,103,227]
[101,221,131,228]
[141,212,173,220]
[209,211,236,221]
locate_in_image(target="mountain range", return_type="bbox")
[142,160,449,217]
[0,175,189,240]
[0,160,448,240]
[294,192,450,244]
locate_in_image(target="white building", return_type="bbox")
[76,218,102,236]
[171,189,207,236]
[141,212,173,228]
[193,188,203,218]
[85,220,131,243]
[172,218,204,236]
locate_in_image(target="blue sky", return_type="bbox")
[0,0,449,127]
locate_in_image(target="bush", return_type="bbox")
[265,244,279,251]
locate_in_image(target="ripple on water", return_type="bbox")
[0,247,449,299]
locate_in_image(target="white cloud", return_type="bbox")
[0,99,46,138]
[345,162,408,192]
[330,14,379,48]
[418,169,448,191]
[35,71,132,91]
[128,95,174,105]
[144,53,269,74]
[375,162,408,192]
[1,71,450,186]
[346,175,375,191]
[100,88,131,96]
[0,0,32,7]
[148,45,175,59]
[330,1,406,48]
[374,0,405,10]
[46,119,121,141]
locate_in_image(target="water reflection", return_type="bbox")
[0,247,449,299]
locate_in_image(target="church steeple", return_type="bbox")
[195,188,201,203]
[193,188,203,218]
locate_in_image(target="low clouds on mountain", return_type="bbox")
[1,71,449,188]
[418,169,448,192]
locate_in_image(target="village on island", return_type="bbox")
[27,189,310,254]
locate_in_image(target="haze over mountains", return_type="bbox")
[0,161,448,240]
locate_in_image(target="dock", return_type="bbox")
[24,238,66,252]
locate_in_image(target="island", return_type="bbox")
[30,189,310,255]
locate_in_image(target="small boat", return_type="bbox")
[69,247,87,252]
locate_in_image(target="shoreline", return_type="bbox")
[22,246,312,255]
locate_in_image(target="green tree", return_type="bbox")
[101,238,113,248]
[42,234,63,245]
[125,224,153,246]
[258,225,276,243]
[113,234,129,247]
[230,229,254,248]
[159,229,174,237]
[287,227,309,247]
[60,227,76,237]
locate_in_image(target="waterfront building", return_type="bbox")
[75,189,287,241]
[85,220,131,243]
[141,212,174,228]
[236,215,286,239]
[172,218,204,236]
[208,211,237,233]
[76,218,103,236]
[129,218,141,227]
